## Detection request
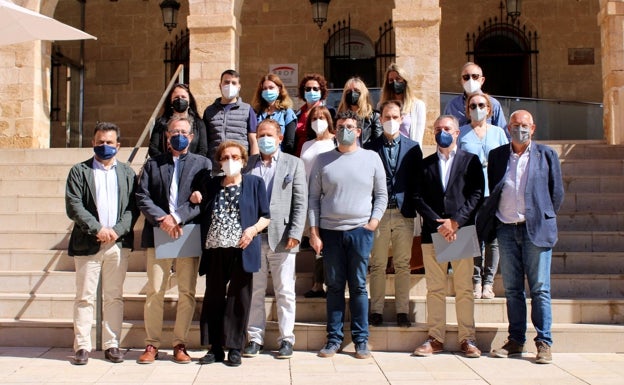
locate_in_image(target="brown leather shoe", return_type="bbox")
[460,339,481,358]
[173,344,191,364]
[138,345,158,364]
[413,336,444,356]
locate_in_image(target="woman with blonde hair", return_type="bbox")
[379,63,426,146]
[336,77,381,147]
[251,73,297,154]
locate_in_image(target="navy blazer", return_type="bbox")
[478,142,564,248]
[136,152,212,248]
[196,173,270,274]
[413,147,484,243]
[365,134,423,218]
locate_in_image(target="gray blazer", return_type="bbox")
[245,152,308,252]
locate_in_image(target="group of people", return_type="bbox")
[64,62,563,367]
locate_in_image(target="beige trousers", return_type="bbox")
[144,248,199,348]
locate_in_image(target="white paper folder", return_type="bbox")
[153,224,202,259]
[431,225,481,263]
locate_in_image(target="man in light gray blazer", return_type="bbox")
[242,119,308,359]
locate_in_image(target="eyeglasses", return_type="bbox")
[168,130,191,136]
[509,124,532,130]
[220,155,241,162]
[336,125,357,131]
[462,74,482,81]
[304,86,320,92]
[469,103,487,110]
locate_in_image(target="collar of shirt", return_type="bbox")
[93,157,117,171]
[383,135,399,147]
[255,150,280,167]
[510,140,532,158]
[436,145,457,161]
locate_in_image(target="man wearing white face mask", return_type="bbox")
[364,100,423,328]
[203,69,259,166]
[444,62,507,130]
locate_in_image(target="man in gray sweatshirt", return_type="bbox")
[308,110,388,360]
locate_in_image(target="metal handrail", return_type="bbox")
[126,64,185,164]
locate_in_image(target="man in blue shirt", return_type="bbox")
[444,62,507,130]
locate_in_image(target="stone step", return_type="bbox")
[563,175,624,194]
[0,249,146,272]
[552,252,624,274]
[0,148,148,165]
[560,159,624,176]
[559,193,624,213]
[0,177,67,196]
[0,230,70,249]
[552,142,624,160]
[556,231,624,252]
[0,195,66,213]
[1,315,623,352]
[557,213,624,232]
[0,212,72,231]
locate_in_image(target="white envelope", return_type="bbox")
[431,225,481,263]
[153,224,202,259]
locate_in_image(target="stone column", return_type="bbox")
[187,0,242,113]
[598,0,624,144]
[393,0,441,145]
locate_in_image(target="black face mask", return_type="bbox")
[346,90,360,106]
[392,81,406,95]
[172,97,189,113]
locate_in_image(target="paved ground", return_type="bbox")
[1,346,623,385]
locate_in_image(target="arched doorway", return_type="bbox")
[466,4,539,98]
[164,28,190,85]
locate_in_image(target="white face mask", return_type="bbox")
[470,107,488,123]
[221,84,239,99]
[382,119,401,136]
[221,159,242,177]
[463,78,481,94]
[311,119,328,135]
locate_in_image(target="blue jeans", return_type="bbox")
[497,223,553,346]
[473,238,500,286]
[321,227,373,345]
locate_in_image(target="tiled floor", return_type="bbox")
[0,346,623,385]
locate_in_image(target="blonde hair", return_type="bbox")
[379,63,416,114]
[336,77,373,119]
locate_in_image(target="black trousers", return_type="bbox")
[199,247,252,350]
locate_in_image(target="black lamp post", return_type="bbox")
[310,0,331,29]
[506,0,522,22]
[160,0,181,33]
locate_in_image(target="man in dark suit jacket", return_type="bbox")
[365,100,423,328]
[412,115,484,358]
[136,116,212,364]
[485,110,564,364]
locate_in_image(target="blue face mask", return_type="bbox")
[435,130,454,148]
[261,89,279,103]
[170,134,189,151]
[258,136,278,155]
[93,144,117,160]
[336,127,357,146]
[304,90,321,104]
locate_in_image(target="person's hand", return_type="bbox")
[238,226,257,249]
[285,237,300,250]
[158,214,179,237]
[436,218,458,242]
[96,227,118,243]
[363,218,380,232]
[190,191,202,204]
[309,234,323,256]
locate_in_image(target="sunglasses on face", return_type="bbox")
[304,86,320,92]
[469,103,487,110]
[462,74,482,81]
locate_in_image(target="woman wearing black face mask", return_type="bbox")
[378,63,426,147]
[148,83,208,157]
[336,77,382,147]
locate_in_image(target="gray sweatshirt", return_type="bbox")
[308,147,388,231]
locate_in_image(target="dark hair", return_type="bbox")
[93,122,120,140]
[305,105,334,139]
[163,83,199,119]
[333,110,359,129]
[166,116,193,132]
[298,73,328,101]
[379,100,403,115]
[221,69,240,80]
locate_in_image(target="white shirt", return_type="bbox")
[251,151,279,201]
[169,156,182,223]
[497,143,531,224]
[93,158,118,228]
[437,146,457,192]
[301,138,336,177]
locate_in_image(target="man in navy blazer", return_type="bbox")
[365,100,423,328]
[485,110,564,364]
[136,116,212,364]
[412,115,484,358]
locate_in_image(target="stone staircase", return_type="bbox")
[0,143,623,353]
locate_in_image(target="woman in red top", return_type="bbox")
[294,73,331,156]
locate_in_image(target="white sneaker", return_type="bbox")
[473,283,482,299]
[482,284,495,299]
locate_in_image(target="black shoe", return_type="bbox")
[226,349,242,367]
[369,312,383,326]
[277,341,293,359]
[304,289,326,298]
[243,341,263,357]
[72,349,89,365]
[396,313,412,328]
[104,347,124,363]
[198,349,225,365]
